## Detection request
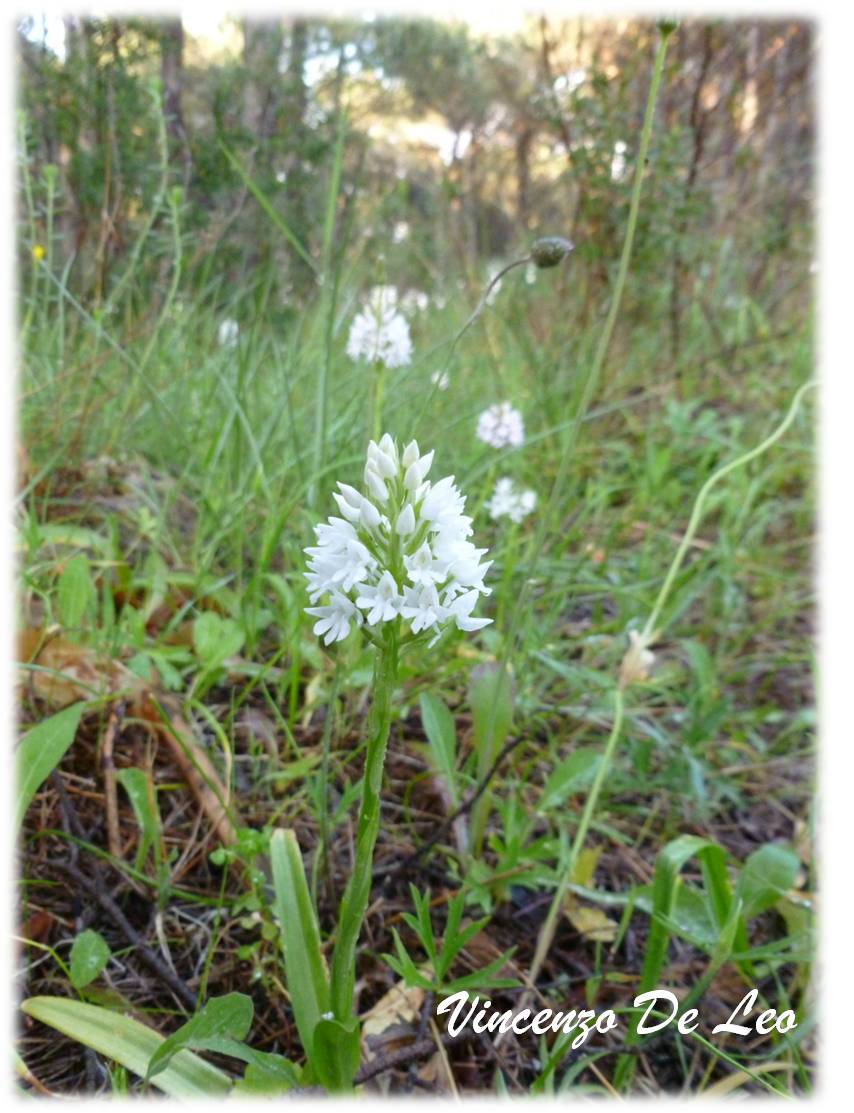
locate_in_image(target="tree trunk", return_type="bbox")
[515,125,533,229]
[281,18,314,293]
[242,17,284,153]
[160,18,192,188]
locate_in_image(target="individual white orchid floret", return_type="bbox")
[359,496,382,529]
[396,504,416,537]
[434,536,492,593]
[368,436,399,478]
[402,440,420,468]
[363,463,388,504]
[306,593,363,645]
[404,541,448,587]
[303,434,492,645]
[333,491,361,523]
[357,571,404,626]
[401,584,446,634]
[420,476,468,531]
[447,588,492,632]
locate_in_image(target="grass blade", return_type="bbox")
[21,997,232,1098]
[269,828,330,1058]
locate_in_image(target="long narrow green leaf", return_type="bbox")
[468,663,514,854]
[56,553,95,631]
[419,692,459,807]
[269,828,330,1058]
[614,835,734,1089]
[116,767,161,871]
[16,702,85,830]
[21,997,232,1098]
[639,835,730,993]
[220,143,316,272]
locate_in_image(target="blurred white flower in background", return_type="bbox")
[486,477,537,523]
[611,140,628,182]
[217,318,239,347]
[346,287,413,368]
[476,402,525,448]
[304,435,491,645]
[366,285,400,314]
[401,289,429,313]
[392,221,410,243]
[431,370,450,391]
[525,263,537,285]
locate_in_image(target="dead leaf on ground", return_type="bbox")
[461,928,520,982]
[361,977,426,1062]
[17,628,237,846]
[563,901,619,943]
[17,629,147,706]
[562,845,619,943]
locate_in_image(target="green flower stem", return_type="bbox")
[330,626,399,1021]
[527,686,626,989]
[526,376,815,994]
[641,376,817,642]
[371,357,386,442]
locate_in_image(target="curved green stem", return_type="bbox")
[641,377,816,641]
[527,375,815,995]
[527,686,626,987]
[330,628,399,1021]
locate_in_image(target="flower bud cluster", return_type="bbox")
[305,435,492,645]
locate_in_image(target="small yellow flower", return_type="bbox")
[31,244,45,262]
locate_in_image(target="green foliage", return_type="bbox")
[16,703,86,830]
[15,12,814,1098]
[613,835,808,1089]
[269,829,330,1057]
[419,691,460,807]
[116,767,163,874]
[384,885,518,994]
[69,930,111,989]
[145,993,253,1081]
[538,747,603,813]
[192,611,245,671]
[56,553,96,634]
[468,662,515,854]
[736,843,800,921]
[20,997,233,1098]
[268,828,360,1092]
